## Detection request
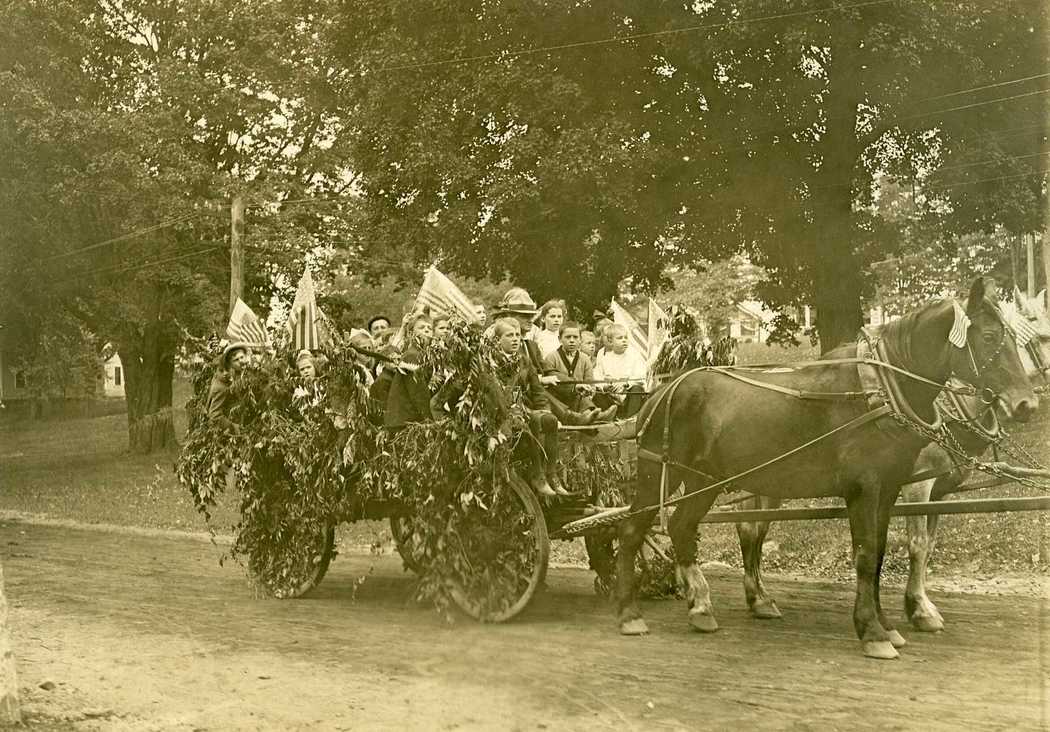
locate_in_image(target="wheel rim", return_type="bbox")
[249,525,336,599]
[448,472,549,622]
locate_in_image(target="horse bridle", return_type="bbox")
[952,301,1010,408]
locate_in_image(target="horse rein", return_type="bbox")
[632,299,1019,523]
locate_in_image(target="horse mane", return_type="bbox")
[871,298,954,375]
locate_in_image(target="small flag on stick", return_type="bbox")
[647,299,670,366]
[286,268,328,351]
[226,298,268,347]
[415,266,480,323]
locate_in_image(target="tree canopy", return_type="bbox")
[332,0,1047,345]
[1,1,1046,451]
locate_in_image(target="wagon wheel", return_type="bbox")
[248,523,336,599]
[389,513,427,574]
[448,470,550,622]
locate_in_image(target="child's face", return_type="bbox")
[560,327,581,353]
[610,332,629,354]
[412,320,433,340]
[498,325,522,355]
[580,334,596,356]
[544,307,564,332]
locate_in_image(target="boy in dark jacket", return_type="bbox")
[492,317,566,497]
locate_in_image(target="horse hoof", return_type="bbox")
[750,600,782,620]
[689,610,719,633]
[886,629,907,648]
[862,641,900,660]
[620,618,649,636]
[910,614,944,633]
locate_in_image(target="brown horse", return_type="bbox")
[733,302,1050,634]
[615,279,1037,659]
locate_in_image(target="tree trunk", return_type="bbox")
[812,13,866,353]
[0,562,20,725]
[121,321,177,454]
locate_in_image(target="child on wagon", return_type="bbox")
[593,322,649,416]
[535,299,567,359]
[543,321,616,422]
[579,330,598,360]
[491,317,567,497]
[377,313,434,430]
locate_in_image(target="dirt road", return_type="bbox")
[2,519,1048,731]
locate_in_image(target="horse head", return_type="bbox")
[952,277,1038,422]
[881,276,1037,424]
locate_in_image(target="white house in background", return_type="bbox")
[728,300,775,343]
[102,352,125,398]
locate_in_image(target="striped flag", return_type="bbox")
[1003,296,1038,347]
[647,299,670,366]
[415,266,480,323]
[286,268,328,351]
[225,298,268,346]
[948,301,970,348]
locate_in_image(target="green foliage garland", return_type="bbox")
[176,322,628,614]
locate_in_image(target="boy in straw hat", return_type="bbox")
[207,342,252,421]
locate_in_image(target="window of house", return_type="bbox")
[14,370,26,389]
[113,366,122,386]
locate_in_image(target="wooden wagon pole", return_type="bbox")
[0,561,19,724]
[980,462,1050,480]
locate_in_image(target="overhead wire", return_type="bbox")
[52,245,223,286]
[935,150,1050,172]
[366,0,897,74]
[39,208,216,263]
[903,88,1050,120]
[922,72,1050,101]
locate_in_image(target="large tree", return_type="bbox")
[330,0,1047,347]
[0,0,353,451]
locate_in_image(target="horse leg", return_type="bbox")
[845,478,898,659]
[615,460,661,636]
[874,484,906,650]
[667,476,722,633]
[903,478,944,632]
[736,495,783,619]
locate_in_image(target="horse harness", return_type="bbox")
[629,309,1001,529]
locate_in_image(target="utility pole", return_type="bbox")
[1026,232,1036,298]
[229,194,245,315]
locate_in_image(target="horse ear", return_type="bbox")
[965,276,994,317]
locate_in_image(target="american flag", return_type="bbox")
[225,298,268,346]
[1002,300,1038,347]
[646,299,670,366]
[286,268,328,351]
[415,266,480,323]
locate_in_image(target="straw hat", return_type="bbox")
[222,342,251,368]
[493,288,538,316]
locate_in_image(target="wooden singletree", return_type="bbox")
[0,561,19,724]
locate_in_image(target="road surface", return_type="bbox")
[2,519,1048,730]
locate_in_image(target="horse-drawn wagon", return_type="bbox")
[177,277,1050,658]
